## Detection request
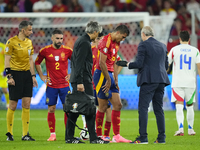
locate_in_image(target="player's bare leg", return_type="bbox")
[109,93,131,143]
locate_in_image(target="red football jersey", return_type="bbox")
[96,33,120,72]
[117,54,121,61]
[35,44,72,88]
[92,45,100,90]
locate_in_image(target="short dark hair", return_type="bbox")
[98,32,104,37]
[179,30,190,42]
[52,29,63,35]
[19,21,32,32]
[113,25,130,36]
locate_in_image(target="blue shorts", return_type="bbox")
[46,86,71,105]
[93,69,119,99]
[94,89,112,106]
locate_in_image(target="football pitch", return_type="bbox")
[0,109,199,150]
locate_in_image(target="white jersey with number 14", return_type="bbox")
[168,44,200,88]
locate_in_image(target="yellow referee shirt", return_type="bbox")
[5,35,34,71]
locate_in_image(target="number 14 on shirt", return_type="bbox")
[180,54,191,70]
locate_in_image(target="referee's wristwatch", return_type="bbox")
[32,74,36,77]
[7,75,13,80]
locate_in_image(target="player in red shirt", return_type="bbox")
[92,32,123,141]
[93,25,131,143]
[35,29,72,141]
[51,0,68,12]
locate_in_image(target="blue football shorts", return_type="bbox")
[46,86,71,105]
[93,69,119,100]
[94,89,112,106]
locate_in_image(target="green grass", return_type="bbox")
[0,109,199,150]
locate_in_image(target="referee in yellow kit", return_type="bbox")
[4,20,38,141]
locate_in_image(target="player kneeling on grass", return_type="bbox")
[35,29,72,141]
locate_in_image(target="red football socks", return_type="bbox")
[96,111,105,136]
[64,113,68,128]
[112,110,121,135]
[47,112,55,133]
[104,121,111,136]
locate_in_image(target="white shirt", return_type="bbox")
[33,1,52,11]
[168,44,200,88]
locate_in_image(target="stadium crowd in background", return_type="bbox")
[1,0,200,50]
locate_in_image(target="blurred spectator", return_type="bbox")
[0,0,6,12]
[52,0,68,12]
[68,0,83,12]
[33,0,52,12]
[78,0,97,12]
[100,0,115,12]
[30,0,39,4]
[131,0,148,12]
[170,18,183,36]
[195,21,200,35]
[13,4,19,12]
[160,0,177,28]
[169,0,185,11]
[147,0,162,16]
[24,0,33,12]
[126,0,136,12]
[95,0,102,11]
[17,0,25,12]
[47,0,56,5]
[160,0,177,19]
[186,0,200,12]
[115,0,128,12]
[4,0,18,12]
[17,0,30,12]
[176,5,191,32]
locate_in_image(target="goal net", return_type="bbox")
[0,12,149,75]
[0,13,176,110]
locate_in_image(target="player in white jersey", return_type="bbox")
[168,31,200,136]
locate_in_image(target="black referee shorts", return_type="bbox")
[8,70,33,101]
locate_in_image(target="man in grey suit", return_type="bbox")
[117,26,170,144]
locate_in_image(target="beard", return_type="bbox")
[54,42,62,49]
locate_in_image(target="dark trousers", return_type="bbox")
[138,83,166,141]
[65,83,97,142]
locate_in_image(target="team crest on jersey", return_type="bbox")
[105,92,109,97]
[103,48,108,53]
[28,49,31,56]
[61,52,65,60]
[46,98,49,103]
[116,45,119,50]
[5,47,9,52]
[55,56,59,61]
[113,49,115,54]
